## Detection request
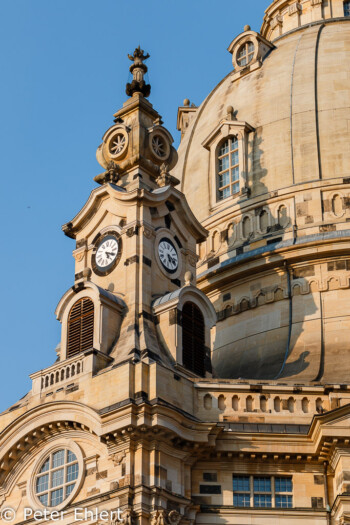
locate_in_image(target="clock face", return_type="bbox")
[92,234,121,275]
[158,238,179,274]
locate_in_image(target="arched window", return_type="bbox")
[217,137,240,201]
[274,396,281,412]
[182,302,205,377]
[232,395,239,411]
[242,216,251,238]
[259,210,269,232]
[288,397,295,413]
[278,205,288,228]
[302,397,309,414]
[332,194,343,216]
[260,395,267,412]
[67,297,94,359]
[218,395,226,411]
[246,395,253,412]
[204,394,212,410]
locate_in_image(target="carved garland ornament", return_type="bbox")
[150,510,182,525]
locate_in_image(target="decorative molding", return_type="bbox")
[216,276,350,320]
[289,2,302,15]
[111,451,126,466]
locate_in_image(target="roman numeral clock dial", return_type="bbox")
[158,238,179,274]
[92,233,122,276]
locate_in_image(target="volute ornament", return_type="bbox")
[167,510,182,525]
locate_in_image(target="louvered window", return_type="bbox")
[67,298,94,358]
[182,302,205,377]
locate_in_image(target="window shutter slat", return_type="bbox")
[67,297,94,358]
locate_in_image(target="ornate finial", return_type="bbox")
[94,161,121,185]
[155,163,180,188]
[126,46,151,98]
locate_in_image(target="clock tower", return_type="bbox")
[56,47,216,377]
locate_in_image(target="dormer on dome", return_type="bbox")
[261,0,348,41]
[202,107,255,208]
[228,26,275,82]
[95,48,178,191]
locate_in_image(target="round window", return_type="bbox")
[34,448,80,507]
[149,132,170,161]
[109,132,126,156]
[236,41,255,67]
[107,128,129,160]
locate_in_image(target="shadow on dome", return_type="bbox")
[211,130,321,382]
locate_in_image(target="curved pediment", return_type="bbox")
[62,183,207,242]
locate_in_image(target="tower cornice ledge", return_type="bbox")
[62,183,208,242]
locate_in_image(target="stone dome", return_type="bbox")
[175,15,350,222]
[173,0,350,384]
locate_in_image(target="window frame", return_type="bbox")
[344,1,350,16]
[35,449,79,507]
[236,41,255,67]
[217,137,240,201]
[202,119,254,212]
[67,297,95,359]
[182,301,206,377]
[232,475,293,509]
[28,441,84,512]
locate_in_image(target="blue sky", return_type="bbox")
[0,0,265,412]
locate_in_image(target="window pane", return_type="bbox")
[38,494,48,506]
[234,493,250,507]
[67,450,77,463]
[254,494,272,507]
[345,1,350,16]
[52,450,65,468]
[254,477,271,492]
[36,474,49,494]
[275,477,292,493]
[66,484,75,497]
[219,141,229,156]
[231,150,239,166]
[230,137,238,151]
[39,458,50,473]
[52,468,64,488]
[233,476,250,492]
[248,42,254,53]
[51,488,64,507]
[231,167,239,182]
[276,495,293,508]
[219,187,231,200]
[219,172,230,187]
[219,156,229,172]
[232,182,240,195]
[67,463,79,483]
